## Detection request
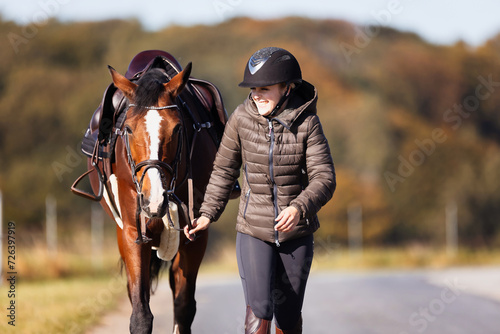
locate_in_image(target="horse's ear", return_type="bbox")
[108,65,137,100]
[165,62,192,98]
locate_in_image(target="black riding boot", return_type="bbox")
[245,306,271,334]
[275,316,302,334]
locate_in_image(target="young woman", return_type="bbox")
[184,47,336,334]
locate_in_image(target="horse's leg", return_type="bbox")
[169,229,208,334]
[119,225,154,334]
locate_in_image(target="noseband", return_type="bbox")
[121,103,185,244]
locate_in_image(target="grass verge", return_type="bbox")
[312,245,500,271]
[201,242,500,274]
[0,275,127,334]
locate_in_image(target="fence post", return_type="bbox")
[46,195,57,255]
[91,202,104,268]
[446,200,458,256]
[348,203,363,257]
[0,190,3,283]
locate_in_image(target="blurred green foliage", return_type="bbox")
[1,17,499,247]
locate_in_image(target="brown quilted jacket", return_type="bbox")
[199,81,336,244]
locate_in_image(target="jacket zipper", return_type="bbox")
[268,119,280,247]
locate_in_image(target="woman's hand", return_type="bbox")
[275,206,300,232]
[184,216,211,241]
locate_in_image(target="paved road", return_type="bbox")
[89,267,500,333]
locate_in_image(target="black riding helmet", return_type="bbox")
[240,47,302,117]
[239,47,302,88]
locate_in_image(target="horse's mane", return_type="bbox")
[131,68,169,116]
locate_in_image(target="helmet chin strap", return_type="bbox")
[267,84,293,118]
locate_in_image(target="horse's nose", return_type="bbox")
[140,195,156,217]
[142,206,153,219]
[141,193,165,218]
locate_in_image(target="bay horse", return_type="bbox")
[73,51,229,333]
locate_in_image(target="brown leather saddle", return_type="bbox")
[82,50,226,160]
[73,50,240,201]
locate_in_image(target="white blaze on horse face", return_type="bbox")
[144,110,165,214]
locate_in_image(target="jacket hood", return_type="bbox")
[243,80,318,128]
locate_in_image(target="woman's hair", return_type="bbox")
[279,82,296,89]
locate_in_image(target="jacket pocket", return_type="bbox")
[243,164,251,219]
[243,188,251,219]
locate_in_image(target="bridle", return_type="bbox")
[123,104,181,201]
[120,103,187,244]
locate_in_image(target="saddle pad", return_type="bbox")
[153,202,180,261]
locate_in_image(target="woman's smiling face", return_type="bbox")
[251,84,287,116]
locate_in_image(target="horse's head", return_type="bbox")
[109,61,192,218]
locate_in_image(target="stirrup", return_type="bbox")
[70,163,104,201]
[229,181,241,200]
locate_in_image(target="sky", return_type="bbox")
[2,0,500,47]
